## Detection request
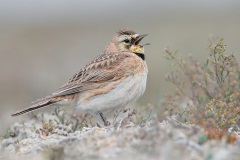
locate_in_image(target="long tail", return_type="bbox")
[11,98,62,116]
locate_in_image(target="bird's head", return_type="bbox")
[105,29,149,55]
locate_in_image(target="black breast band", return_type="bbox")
[134,53,145,60]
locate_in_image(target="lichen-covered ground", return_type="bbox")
[1,111,240,160]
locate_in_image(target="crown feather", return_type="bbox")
[117,29,136,36]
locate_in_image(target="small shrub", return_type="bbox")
[161,37,240,143]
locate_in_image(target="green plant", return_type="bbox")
[162,38,240,143]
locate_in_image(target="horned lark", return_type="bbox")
[12,29,148,126]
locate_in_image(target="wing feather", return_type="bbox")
[38,52,130,101]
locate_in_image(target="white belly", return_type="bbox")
[76,73,147,114]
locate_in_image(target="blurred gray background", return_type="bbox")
[1,0,240,134]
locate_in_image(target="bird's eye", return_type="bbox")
[124,39,130,43]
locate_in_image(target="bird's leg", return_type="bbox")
[99,112,110,126]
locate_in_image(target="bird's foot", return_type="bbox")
[99,112,111,126]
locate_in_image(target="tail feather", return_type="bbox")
[11,98,61,117]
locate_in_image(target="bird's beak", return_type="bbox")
[134,34,148,45]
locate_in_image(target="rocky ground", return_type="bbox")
[1,110,240,160]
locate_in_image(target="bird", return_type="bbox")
[11,29,148,126]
